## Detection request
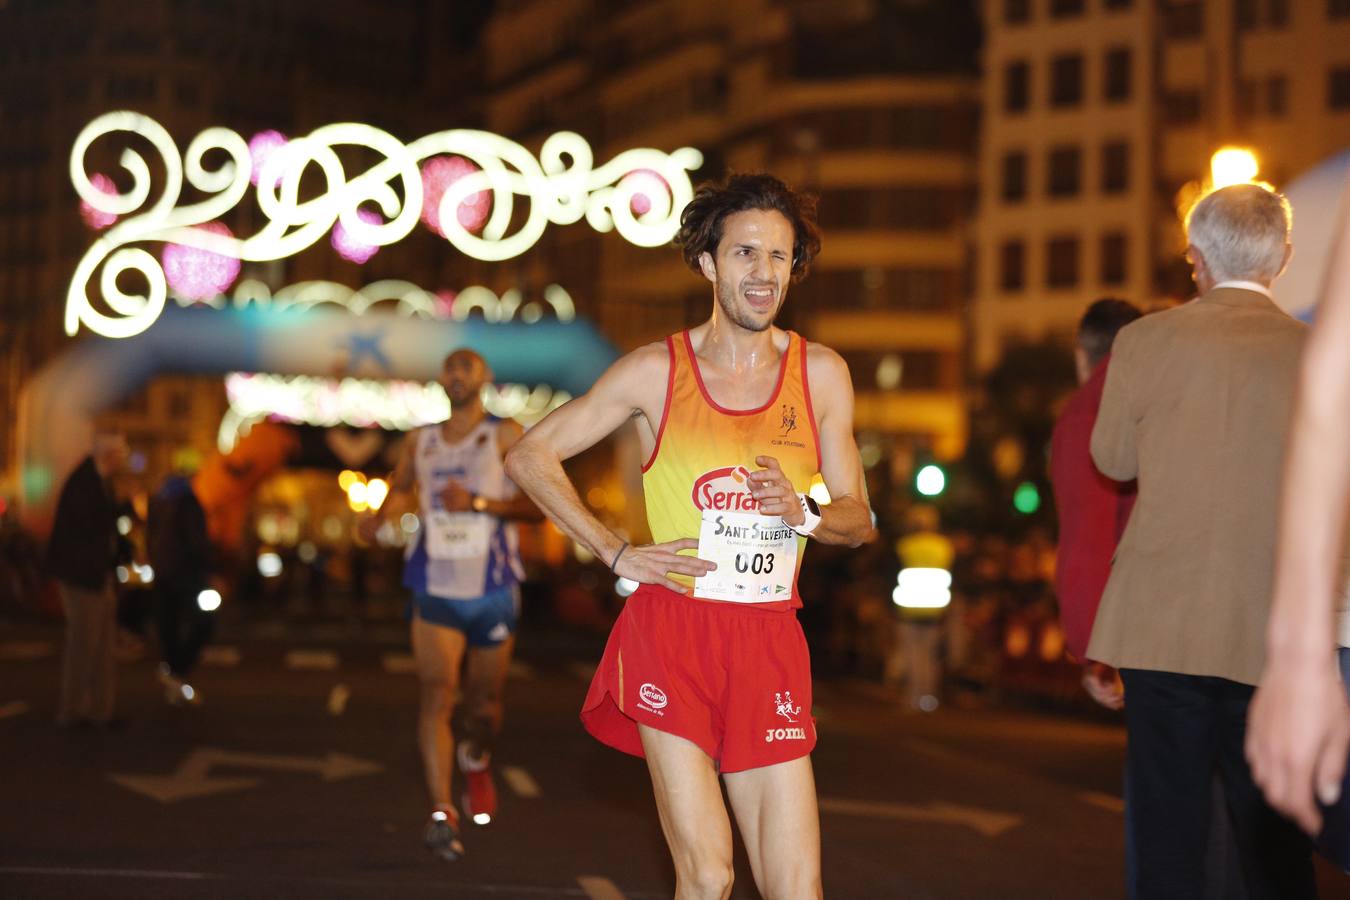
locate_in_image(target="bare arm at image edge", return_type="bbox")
[1247,219,1350,834]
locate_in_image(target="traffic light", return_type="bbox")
[1013,481,1041,515]
[914,463,946,497]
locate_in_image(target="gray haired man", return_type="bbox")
[1088,184,1316,898]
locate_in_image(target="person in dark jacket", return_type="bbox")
[147,476,217,705]
[47,432,128,727]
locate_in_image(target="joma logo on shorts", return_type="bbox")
[764,727,806,743]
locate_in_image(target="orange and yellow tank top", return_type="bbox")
[642,330,821,611]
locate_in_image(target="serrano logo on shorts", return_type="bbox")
[764,727,807,743]
[638,682,668,711]
[692,465,759,513]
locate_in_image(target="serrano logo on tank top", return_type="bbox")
[691,465,759,513]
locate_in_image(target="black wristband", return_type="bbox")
[610,541,629,572]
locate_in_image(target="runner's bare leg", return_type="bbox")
[639,724,736,900]
[412,613,468,807]
[724,755,822,900]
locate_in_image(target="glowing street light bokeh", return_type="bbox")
[915,464,946,497]
[1211,147,1259,190]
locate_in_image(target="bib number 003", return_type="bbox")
[693,510,798,603]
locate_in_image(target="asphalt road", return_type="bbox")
[1,624,1346,899]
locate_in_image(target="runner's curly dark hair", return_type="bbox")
[673,174,822,282]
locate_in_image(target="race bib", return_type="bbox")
[693,510,798,603]
[424,511,492,561]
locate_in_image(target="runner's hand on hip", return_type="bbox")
[615,538,716,595]
[439,479,473,512]
[750,456,804,525]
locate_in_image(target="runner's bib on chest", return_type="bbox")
[693,510,799,603]
[424,511,492,561]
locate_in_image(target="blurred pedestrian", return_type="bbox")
[1049,298,1141,707]
[47,430,128,728]
[1089,183,1314,898]
[361,349,541,862]
[146,475,217,706]
[1246,184,1350,838]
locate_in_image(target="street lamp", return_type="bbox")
[1211,147,1259,190]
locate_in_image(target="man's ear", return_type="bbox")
[698,250,717,284]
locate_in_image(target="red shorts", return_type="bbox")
[580,583,816,773]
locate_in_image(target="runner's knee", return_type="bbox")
[419,681,457,717]
[678,856,733,900]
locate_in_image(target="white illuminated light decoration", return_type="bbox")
[892,567,952,610]
[69,111,703,339]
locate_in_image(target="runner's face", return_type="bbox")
[440,351,487,406]
[703,209,794,333]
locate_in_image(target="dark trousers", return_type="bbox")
[1120,668,1316,900]
[156,584,215,679]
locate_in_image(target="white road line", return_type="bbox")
[1079,791,1126,814]
[501,765,541,798]
[382,652,416,674]
[577,875,628,900]
[285,650,338,671]
[818,797,1022,837]
[508,659,536,680]
[327,684,351,716]
[201,646,241,667]
[0,700,30,720]
[0,640,54,661]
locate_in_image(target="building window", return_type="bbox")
[1236,0,1259,29]
[1050,54,1083,108]
[1333,0,1350,19]
[1047,146,1082,198]
[1101,141,1130,193]
[1267,76,1287,117]
[1005,61,1031,113]
[1005,0,1030,24]
[1162,1,1203,38]
[1268,0,1288,27]
[1046,236,1079,288]
[1101,232,1128,286]
[1104,47,1132,103]
[1002,151,1028,203]
[1163,90,1203,124]
[1000,240,1026,292]
[1104,0,1133,7]
[1050,0,1085,17]
[1331,67,1350,109]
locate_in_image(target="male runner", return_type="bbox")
[363,349,540,861]
[506,174,873,900]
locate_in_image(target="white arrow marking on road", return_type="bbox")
[382,652,416,674]
[0,700,30,720]
[501,765,541,798]
[818,797,1022,837]
[578,875,628,900]
[0,641,54,660]
[110,747,383,803]
[201,646,241,667]
[286,650,338,671]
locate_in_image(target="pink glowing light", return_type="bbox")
[419,156,491,237]
[434,290,457,318]
[622,169,669,217]
[331,208,383,264]
[79,173,119,229]
[248,130,289,188]
[162,221,241,301]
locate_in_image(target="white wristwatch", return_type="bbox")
[786,492,822,536]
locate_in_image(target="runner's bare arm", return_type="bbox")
[748,345,873,547]
[1247,220,1350,833]
[357,430,418,540]
[478,419,543,522]
[504,345,716,593]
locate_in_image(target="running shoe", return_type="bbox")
[457,742,497,825]
[423,807,464,861]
